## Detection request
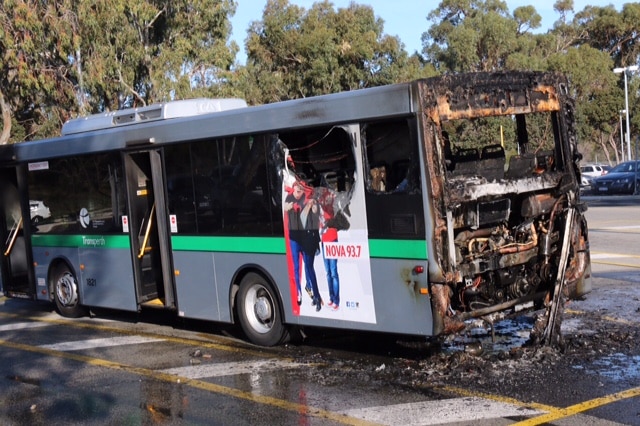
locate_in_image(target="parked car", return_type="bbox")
[580,175,592,194]
[29,200,51,224]
[580,163,609,179]
[591,160,640,195]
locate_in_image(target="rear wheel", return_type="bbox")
[237,273,288,346]
[52,265,88,318]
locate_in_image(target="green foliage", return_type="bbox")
[0,0,637,161]
[422,0,639,162]
[0,0,238,142]
[243,0,417,103]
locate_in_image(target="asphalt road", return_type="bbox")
[0,195,638,425]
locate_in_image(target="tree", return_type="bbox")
[243,0,422,104]
[0,0,239,144]
[0,0,79,143]
[422,0,542,72]
[75,0,238,112]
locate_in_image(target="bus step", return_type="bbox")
[141,298,165,308]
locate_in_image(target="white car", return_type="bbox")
[30,200,51,224]
[580,164,609,179]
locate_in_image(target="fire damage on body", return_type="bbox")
[420,72,591,346]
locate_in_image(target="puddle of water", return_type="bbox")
[573,353,640,382]
[442,316,535,355]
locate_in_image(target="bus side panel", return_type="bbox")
[32,247,78,302]
[172,251,220,321]
[215,252,293,324]
[79,247,137,311]
[369,258,434,336]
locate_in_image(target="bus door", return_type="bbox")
[123,150,175,309]
[0,166,34,297]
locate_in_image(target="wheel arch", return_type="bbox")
[229,264,286,326]
[47,257,80,303]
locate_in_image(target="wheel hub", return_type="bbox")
[57,272,78,306]
[254,296,272,323]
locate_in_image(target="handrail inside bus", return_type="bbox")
[3,216,23,257]
[138,204,155,259]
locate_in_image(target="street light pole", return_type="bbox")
[620,110,625,161]
[614,65,638,162]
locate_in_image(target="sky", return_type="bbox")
[230,0,620,62]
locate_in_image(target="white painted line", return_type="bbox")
[340,397,544,425]
[600,226,640,230]
[0,322,51,332]
[591,253,637,259]
[39,336,164,351]
[160,359,302,379]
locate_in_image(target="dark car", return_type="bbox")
[591,160,640,195]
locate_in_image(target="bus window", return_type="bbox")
[364,120,420,194]
[362,119,424,238]
[165,135,279,235]
[27,154,125,234]
[276,126,356,194]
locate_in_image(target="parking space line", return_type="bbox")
[160,359,304,379]
[0,321,51,332]
[511,386,640,425]
[565,309,638,327]
[340,397,544,425]
[590,252,640,259]
[0,311,282,359]
[39,335,164,351]
[591,259,640,269]
[435,384,561,414]
[0,338,378,426]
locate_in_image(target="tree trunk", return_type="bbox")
[0,90,12,145]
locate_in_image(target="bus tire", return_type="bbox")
[237,273,289,346]
[52,265,88,318]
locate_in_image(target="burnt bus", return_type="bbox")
[0,71,590,347]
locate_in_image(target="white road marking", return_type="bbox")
[340,397,544,425]
[160,359,303,379]
[591,253,637,259]
[0,322,51,332]
[38,336,164,351]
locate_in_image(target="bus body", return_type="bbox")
[0,71,591,346]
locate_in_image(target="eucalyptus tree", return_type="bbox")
[243,0,419,104]
[75,0,238,112]
[0,0,239,143]
[422,0,542,73]
[0,0,79,143]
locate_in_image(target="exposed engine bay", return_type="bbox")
[418,72,591,344]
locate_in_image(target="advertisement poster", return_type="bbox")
[281,149,376,324]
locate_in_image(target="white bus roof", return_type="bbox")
[61,98,247,135]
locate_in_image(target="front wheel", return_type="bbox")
[237,273,289,346]
[52,265,88,318]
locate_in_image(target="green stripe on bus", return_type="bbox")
[368,239,427,260]
[171,236,427,260]
[171,236,287,254]
[31,234,131,249]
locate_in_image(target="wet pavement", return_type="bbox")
[0,199,639,425]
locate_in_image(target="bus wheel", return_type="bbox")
[53,266,87,318]
[237,273,288,346]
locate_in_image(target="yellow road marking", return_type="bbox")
[0,338,379,426]
[591,251,640,258]
[435,385,562,414]
[591,259,640,269]
[511,386,640,425]
[566,309,638,327]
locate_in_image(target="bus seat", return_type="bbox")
[506,153,536,178]
[479,144,505,181]
[451,148,479,176]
